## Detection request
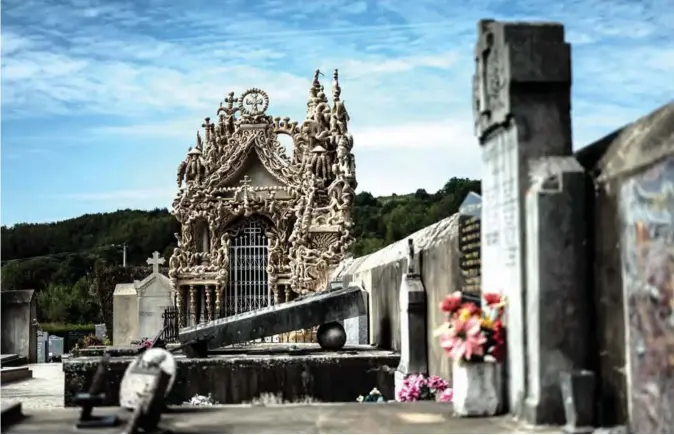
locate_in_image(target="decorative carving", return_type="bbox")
[169,69,357,316]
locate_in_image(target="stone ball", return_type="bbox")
[317,321,347,351]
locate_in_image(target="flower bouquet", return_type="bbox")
[396,374,453,403]
[434,291,507,416]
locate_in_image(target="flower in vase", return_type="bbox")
[439,291,462,313]
[483,292,503,307]
[438,388,454,403]
[440,315,487,361]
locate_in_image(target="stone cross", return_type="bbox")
[147,251,165,274]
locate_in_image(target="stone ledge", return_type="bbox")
[63,344,399,407]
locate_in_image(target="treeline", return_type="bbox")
[1,177,480,326]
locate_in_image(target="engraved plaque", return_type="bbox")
[459,192,482,299]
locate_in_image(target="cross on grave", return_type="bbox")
[240,175,252,189]
[146,252,165,274]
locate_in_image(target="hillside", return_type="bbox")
[0,177,480,325]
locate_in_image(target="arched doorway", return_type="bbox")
[223,218,271,317]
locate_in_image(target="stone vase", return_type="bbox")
[452,359,502,417]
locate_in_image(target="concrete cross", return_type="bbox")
[147,251,165,274]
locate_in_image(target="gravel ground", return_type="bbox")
[1,363,64,408]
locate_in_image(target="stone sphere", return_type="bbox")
[317,321,347,351]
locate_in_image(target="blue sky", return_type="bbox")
[2,0,673,226]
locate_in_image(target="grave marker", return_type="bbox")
[459,192,482,301]
[95,324,107,340]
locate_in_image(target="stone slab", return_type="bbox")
[179,286,367,350]
[0,363,64,409]
[1,367,33,385]
[3,402,562,434]
[63,344,397,407]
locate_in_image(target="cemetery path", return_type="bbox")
[0,363,63,409]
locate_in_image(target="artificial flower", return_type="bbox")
[439,291,462,313]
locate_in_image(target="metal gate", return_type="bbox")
[224,219,272,318]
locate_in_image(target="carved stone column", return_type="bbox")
[205,285,213,322]
[176,285,184,328]
[214,284,222,319]
[189,285,197,326]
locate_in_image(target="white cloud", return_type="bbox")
[50,188,174,202]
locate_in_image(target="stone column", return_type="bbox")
[205,285,213,322]
[395,239,428,398]
[524,157,591,425]
[188,285,197,326]
[472,20,572,416]
[176,285,184,328]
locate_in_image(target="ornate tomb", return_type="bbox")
[169,69,357,327]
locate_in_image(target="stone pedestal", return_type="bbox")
[524,157,591,425]
[394,272,428,399]
[452,360,503,416]
[472,19,573,416]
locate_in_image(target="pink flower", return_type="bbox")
[427,375,448,392]
[440,292,462,313]
[439,316,487,361]
[438,388,453,403]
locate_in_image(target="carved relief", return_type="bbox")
[169,69,357,305]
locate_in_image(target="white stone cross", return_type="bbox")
[146,251,165,274]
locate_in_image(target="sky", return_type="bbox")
[1,0,673,226]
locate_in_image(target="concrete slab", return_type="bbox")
[1,367,33,385]
[0,364,63,409]
[2,402,562,433]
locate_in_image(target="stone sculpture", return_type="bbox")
[168,69,357,327]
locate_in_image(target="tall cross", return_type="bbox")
[147,251,165,274]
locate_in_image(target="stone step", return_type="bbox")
[0,367,33,385]
[0,355,27,368]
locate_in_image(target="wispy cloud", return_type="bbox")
[2,0,673,225]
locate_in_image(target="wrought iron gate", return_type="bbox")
[224,219,272,318]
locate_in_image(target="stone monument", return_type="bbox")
[169,69,357,327]
[113,252,175,345]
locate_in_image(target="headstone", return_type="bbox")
[137,252,174,339]
[458,192,482,303]
[473,19,572,416]
[113,284,139,346]
[524,157,591,425]
[395,239,428,399]
[95,324,107,340]
[49,336,64,357]
[179,286,367,353]
[37,331,48,363]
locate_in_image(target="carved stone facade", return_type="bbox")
[168,70,357,327]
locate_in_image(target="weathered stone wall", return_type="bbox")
[575,102,674,430]
[340,214,460,382]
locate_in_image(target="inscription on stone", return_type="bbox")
[459,192,482,297]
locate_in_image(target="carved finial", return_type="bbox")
[196,131,203,150]
[313,69,322,87]
[223,92,239,114]
[240,175,252,188]
[332,69,341,101]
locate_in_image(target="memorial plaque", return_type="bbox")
[458,192,482,300]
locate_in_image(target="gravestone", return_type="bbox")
[95,324,107,340]
[137,252,174,339]
[49,335,64,358]
[113,284,139,346]
[473,19,573,417]
[524,157,591,424]
[458,192,482,303]
[37,331,48,363]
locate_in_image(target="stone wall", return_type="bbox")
[576,102,674,431]
[340,214,460,382]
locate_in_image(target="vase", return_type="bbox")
[452,359,502,417]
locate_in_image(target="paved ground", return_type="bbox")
[1,364,63,409]
[4,402,562,434]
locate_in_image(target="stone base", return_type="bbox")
[0,367,33,385]
[63,344,399,407]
